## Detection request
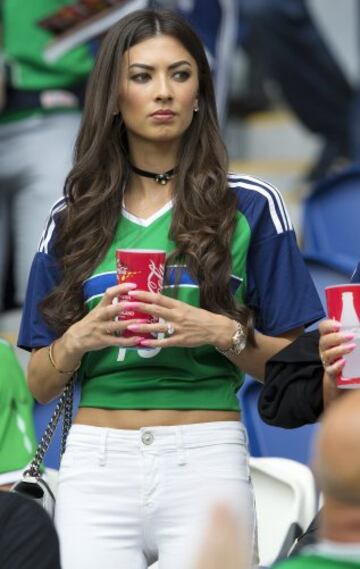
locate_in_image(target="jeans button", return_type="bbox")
[142,431,154,445]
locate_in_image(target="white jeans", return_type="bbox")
[55,421,258,569]
[0,112,81,306]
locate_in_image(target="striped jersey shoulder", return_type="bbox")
[227,172,293,235]
[38,197,67,254]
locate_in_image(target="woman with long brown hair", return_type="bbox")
[18,8,324,569]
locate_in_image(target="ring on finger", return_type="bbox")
[166,322,175,336]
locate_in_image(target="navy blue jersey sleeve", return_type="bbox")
[18,253,61,350]
[229,173,325,335]
[17,198,66,351]
[246,231,325,334]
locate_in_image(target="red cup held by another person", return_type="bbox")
[116,249,166,345]
[325,284,360,388]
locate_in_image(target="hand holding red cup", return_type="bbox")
[325,284,360,388]
[116,249,166,346]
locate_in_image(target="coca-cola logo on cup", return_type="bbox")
[147,260,165,293]
[117,262,141,282]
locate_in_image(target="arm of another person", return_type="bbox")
[258,319,355,428]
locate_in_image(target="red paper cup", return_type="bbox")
[116,249,166,345]
[325,284,360,388]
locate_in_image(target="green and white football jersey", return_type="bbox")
[18,174,325,411]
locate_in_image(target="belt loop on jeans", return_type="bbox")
[98,428,109,466]
[176,427,186,466]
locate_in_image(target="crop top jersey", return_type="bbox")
[18,173,325,411]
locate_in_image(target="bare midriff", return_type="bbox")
[74,408,240,430]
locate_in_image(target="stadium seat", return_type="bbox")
[250,456,317,567]
[302,164,360,275]
[44,467,59,496]
[238,377,318,465]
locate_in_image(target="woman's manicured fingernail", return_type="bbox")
[139,340,152,346]
[122,283,137,288]
[342,333,355,341]
[344,343,356,352]
[337,358,346,367]
[128,290,141,296]
[331,321,341,331]
[127,325,140,331]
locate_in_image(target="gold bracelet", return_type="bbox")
[48,342,81,375]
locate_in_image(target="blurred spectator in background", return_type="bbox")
[273,389,360,569]
[178,0,357,182]
[0,0,94,311]
[0,337,37,490]
[0,492,61,569]
[240,0,354,182]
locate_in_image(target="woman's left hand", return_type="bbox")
[123,290,233,349]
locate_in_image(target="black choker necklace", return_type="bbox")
[130,164,177,185]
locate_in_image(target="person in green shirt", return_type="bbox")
[0,0,94,309]
[0,338,37,490]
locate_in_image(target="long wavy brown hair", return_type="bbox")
[41,8,255,342]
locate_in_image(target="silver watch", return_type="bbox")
[216,320,247,357]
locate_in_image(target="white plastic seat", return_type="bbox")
[249,456,317,567]
[44,467,59,497]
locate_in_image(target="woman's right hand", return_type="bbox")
[62,283,144,358]
[319,319,356,382]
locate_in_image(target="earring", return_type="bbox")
[194,106,199,113]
